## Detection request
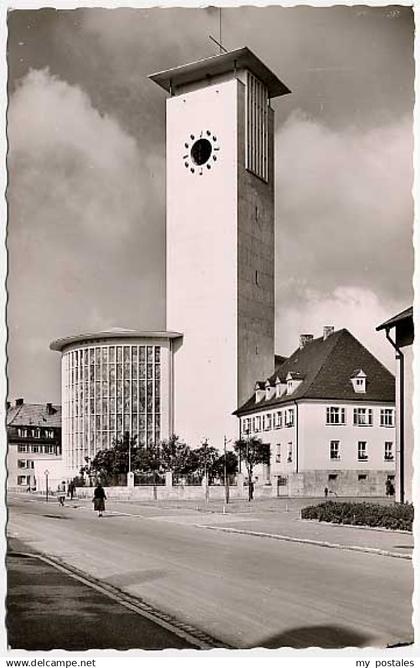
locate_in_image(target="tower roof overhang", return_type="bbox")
[148,47,291,99]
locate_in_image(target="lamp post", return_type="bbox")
[44,470,49,503]
[203,438,209,504]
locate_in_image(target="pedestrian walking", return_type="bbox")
[68,480,76,500]
[93,483,107,517]
[324,487,329,498]
[57,481,66,507]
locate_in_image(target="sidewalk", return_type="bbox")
[6,538,203,650]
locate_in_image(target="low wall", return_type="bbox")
[285,470,393,497]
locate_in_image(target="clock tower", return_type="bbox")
[150,48,290,449]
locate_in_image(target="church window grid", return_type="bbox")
[63,343,162,470]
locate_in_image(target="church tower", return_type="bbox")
[150,48,290,449]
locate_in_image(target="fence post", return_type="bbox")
[237,473,244,498]
[165,471,173,488]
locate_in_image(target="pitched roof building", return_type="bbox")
[235,327,396,498]
[7,399,62,491]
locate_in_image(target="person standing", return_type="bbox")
[68,480,76,500]
[57,481,66,507]
[93,483,107,517]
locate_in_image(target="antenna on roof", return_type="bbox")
[209,8,228,54]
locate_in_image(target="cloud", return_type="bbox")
[274,111,413,359]
[275,111,413,304]
[8,68,159,245]
[7,69,166,401]
[276,286,400,371]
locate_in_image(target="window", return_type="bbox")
[358,441,368,461]
[45,429,55,439]
[17,428,27,438]
[275,444,281,463]
[384,442,394,461]
[17,476,28,486]
[326,407,345,425]
[17,445,27,453]
[330,441,340,460]
[285,409,294,427]
[255,416,261,433]
[328,474,337,481]
[31,446,39,453]
[28,461,35,469]
[17,460,26,469]
[242,418,251,435]
[246,71,268,181]
[287,443,293,463]
[31,428,41,438]
[353,408,372,426]
[264,414,272,431]
[380,409,395,427]
[358,474,367,481]
[274,411,282,429]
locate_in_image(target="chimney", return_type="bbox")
[299,334,313,349]
[323,326,334,340]
[46,402,54,415]
[15,398,24,407]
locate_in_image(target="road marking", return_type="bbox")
[196,525,412,560]
[11,549,229,649]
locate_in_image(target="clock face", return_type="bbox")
[183,130,220,175]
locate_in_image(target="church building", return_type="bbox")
[51,47,291,477]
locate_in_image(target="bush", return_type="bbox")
[301,501,413,531]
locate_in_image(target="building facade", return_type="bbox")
[236,328,396,497]
[150,48,290,449]
[7,399,62,491]
[50,329,181,478]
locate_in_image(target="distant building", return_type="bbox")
[7,399,62,491]
[377,306,413,503]
[235,327,396,497]
[50,329,181,479]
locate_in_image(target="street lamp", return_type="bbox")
[44,470,49,503]
[202,438,209,504]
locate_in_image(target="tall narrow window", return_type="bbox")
[358,441,368,461]
[384,442,394,461]
[246,72,269,181]
[330,441,340,460]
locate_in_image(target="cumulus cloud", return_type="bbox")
[274,111,413,360]
[7,69,165,401]
[8,68,159,244]
[277,286,400,371]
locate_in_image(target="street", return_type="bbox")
[7,494,413,649]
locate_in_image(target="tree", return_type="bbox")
[193,442,220,483]
[234,437,270,501]
[90,432,139,484]
[160,435,194,475]
[212,451,238,484]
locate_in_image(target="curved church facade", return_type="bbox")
[50,330,181,477]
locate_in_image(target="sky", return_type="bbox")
[6,5,414,404]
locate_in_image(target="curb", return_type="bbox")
[300,518,413,535]
[9,548,229,650]
[196,524,412,560]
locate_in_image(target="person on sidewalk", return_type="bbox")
[68,480,76,500]
[93,483,107,517]
[324,487,329,498]
[57,481,66,507]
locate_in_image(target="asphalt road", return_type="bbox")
[7,495,413,649]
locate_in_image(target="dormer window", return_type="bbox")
[265,381,275,401]
[255,382,265,403]
[275,376,286,398]
[286,372,304,395]
[351,369,367,393]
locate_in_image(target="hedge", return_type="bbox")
[301,501,413,531]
